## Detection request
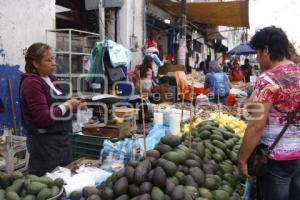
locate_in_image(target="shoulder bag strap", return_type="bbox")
[268,103,300,153]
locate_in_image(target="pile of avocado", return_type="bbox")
[70,120,244,200]
[0,171,64,200]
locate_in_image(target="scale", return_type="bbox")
[82,94,136,138]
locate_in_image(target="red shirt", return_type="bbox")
[231,68,244,82]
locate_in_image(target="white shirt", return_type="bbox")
[41,76,67,115]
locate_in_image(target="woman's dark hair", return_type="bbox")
[140,55,153,78]
[250,26,290,61]
[25,43,51,73]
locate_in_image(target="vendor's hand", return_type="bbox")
[64,99,81,111]
[238,160,250,178]
[78,100,87,110]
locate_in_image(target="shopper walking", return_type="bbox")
[238,26,300,200]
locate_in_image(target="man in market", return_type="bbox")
[241,59,253,82]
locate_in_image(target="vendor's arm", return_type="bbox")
[22,79,81,128]
[238,102,272,177]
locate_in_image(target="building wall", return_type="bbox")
[118,0,145,70]
[219,26,244,52]
[0,0,56,71]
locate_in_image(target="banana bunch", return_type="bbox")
[182,118,203,134]
[210,113,247,137]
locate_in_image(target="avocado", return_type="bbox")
[21,194,35,200]
[202,163,217,175]
[184,175,198,188]
[113,177,128,197]
[115,194,129,200]
[0,174,12,189]
[134,164,148,184]
[162,152,182,165]
[5,191,21,200]
[171,185,185,200]
[152,167,167,189]
[212,190,230,200]
[185,186,199,199]
[53,178,64,189]
[87,194,101,200]
[19,188,27,198]
[155,144,173,155]
[128,160,139,168]
[160,134,181,148]
[125,166,135,183]
[148,157,158,168]
[146,150,160,159]
[205,177,219,190]
[195,143,205,158]
[147,169,154,181]
[151,187,164,200]
[11,171,24,180]
[70,191,81,200]
[175,171,185,184]
[136,193,151,200]
[184,160,201,168]
[168,176,179,186]
[164,194,171,200]
[164,179,176,196]
[36,176,54,187]
[36,188,52,200]
[199,188,213,200]
[221,185,233,195]
[6,179,24,194]
[0,189,5,199]
[101,187,114,200]
[157,158,177,176]
[128,184,140,197]
[26,182,47,195]
[212,153,223,163]
[51,185,60,197]
[189,167,205,187]
[82,186,99,199]
[139,182,152,194]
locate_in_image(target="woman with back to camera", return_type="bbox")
[238,26,300,200]
[204,60,232,105]
[20,43,84,176]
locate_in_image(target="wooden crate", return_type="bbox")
[82,122,131,138]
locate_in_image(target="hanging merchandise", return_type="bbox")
[107,40,132,68]
[86,40,132,91]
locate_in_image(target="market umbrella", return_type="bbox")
[228,43,256,55]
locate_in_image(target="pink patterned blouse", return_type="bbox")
[251,63,300,160]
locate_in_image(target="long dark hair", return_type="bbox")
[139,55,153,78]
[25,43,51,74]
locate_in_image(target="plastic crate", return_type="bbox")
[71,134,105,161]
[71,134,130,161]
